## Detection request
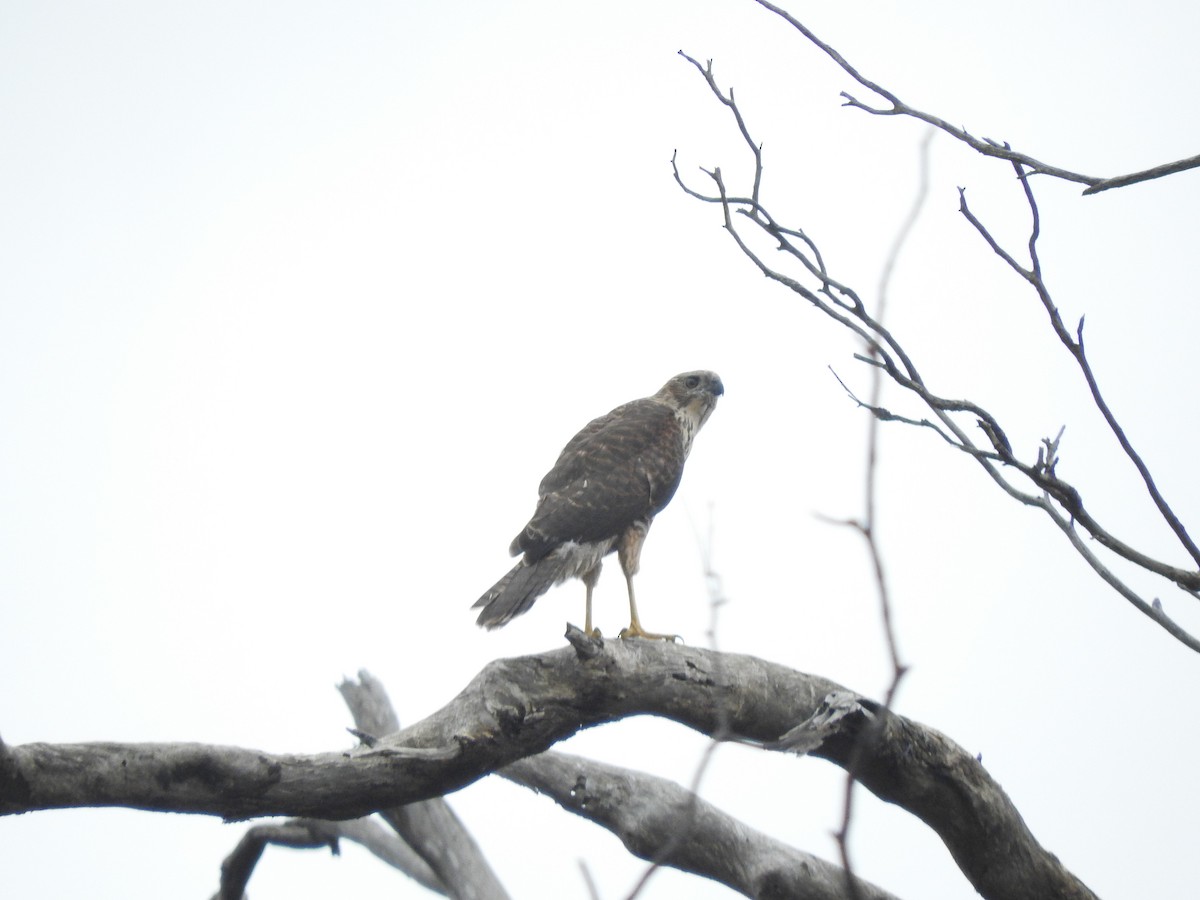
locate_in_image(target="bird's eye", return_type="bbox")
[685,375,701,389]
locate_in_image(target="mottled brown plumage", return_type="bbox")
[473,370,724,638]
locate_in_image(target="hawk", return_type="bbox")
[473,370,724,639]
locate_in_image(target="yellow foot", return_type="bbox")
[618,623,681,642]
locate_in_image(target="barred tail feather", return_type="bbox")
[473,555,572,629]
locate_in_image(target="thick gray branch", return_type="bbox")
[501,749,901,900]
[0,633,1097,900]
[214,668,475,898]
[334,816,446,891]
[338,671,509,900]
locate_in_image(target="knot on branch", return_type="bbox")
[493,703,547,739]
[977,417,1013,459]
[565,624,605,660]
[768,690,872,755]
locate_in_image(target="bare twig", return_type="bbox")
[579,861,602,900]
[832,127,931,900]
[674,45,1200,651]
[215,820,340,900]
[624,509,731,899]
[622,733,723,900]
[213,817,446,900]
[748,0,1200,194]
[959,164,1200,569]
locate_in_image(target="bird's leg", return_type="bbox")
[581,563,602,639]
[616,525,679,642]
[618,571,679,641]
[585,581,594,636]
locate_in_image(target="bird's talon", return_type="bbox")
[618,626,681,642]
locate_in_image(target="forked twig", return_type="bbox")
[959,163,1200,568]
[674,47,1200,652]
[748,0,1200,194]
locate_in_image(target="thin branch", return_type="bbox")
[674,44,1200,652]
[1040,499,1200,651]
[215,820,341,900]
[213,817,446,900]
[578,861,602,900]
[1082,153,1200,194]
[677,52,764,206]
[830,365,1011,465]
[625,510,732,899]
[622,728,722,900]
[832,128,931,899]
[961,171,1200,571]
[748,0,1200,194]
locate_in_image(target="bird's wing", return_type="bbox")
[513,399,686,560]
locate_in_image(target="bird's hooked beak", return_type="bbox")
[693,373,723,430]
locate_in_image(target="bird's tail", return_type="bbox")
[473,554,572,630]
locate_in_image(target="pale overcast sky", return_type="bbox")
[2,1,1199,898]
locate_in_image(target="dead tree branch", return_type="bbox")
[0,633,1099,900]
[673,48,1200,653]
[959,164,1200,568]
[215,667,502,899]
[748,0,1200,194]
[830,125,932,900]
[622,517,732,900]
[337,671,510,900]
[213,817,446,900]
[500,749,901,900]
[214,819,340,900]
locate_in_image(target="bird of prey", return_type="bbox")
[473,370,724,639]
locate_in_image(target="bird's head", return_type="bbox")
[657,370,724,436]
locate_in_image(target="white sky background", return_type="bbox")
[2,1,1199,897]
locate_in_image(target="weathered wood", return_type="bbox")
[0,632,1098,900]
[338,671,509,900]
[501,749,902,900]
